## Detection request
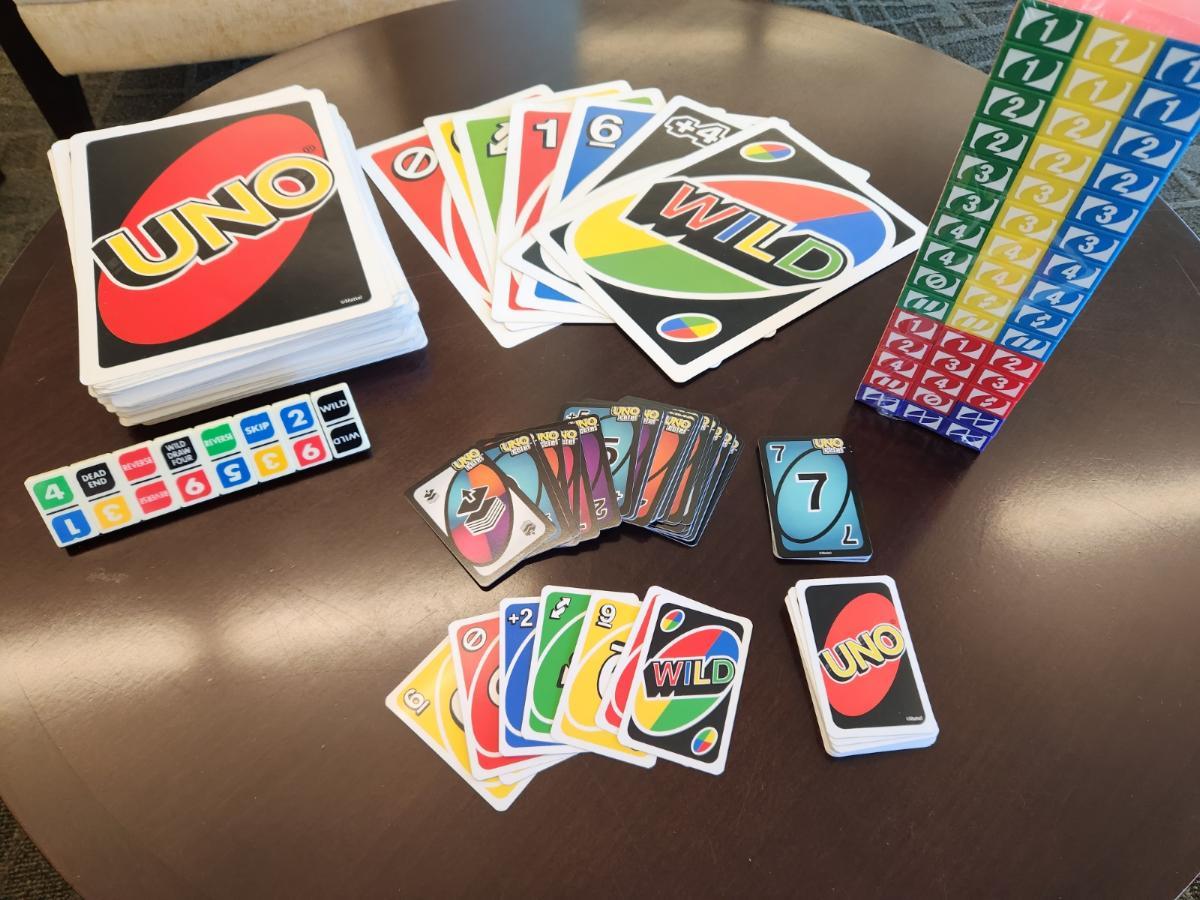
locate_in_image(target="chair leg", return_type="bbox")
[0,0,94,138]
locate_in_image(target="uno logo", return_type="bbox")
[91,114,336,344]
[567,174,893,301]
[740,141,795,162]
[631,622,742,736]
[818,591,907,717]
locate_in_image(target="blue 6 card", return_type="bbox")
[498,597,576,757]
[758,437,872,562]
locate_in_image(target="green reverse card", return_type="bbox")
[524,587,591,736]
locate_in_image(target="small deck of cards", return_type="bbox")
[50,85,426,425]
[361,82,924,381]
[386,585,753,811]
[407,397,740,587]
[786,576,938,757]
[758,437,872,562]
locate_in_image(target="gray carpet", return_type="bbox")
[0,1,1198,897]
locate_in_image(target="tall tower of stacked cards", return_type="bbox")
[856,0,1200,450]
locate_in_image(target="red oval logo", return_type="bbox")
[818,591,904,717]
[95,114,329,345]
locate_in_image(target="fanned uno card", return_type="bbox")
[385,638,530,812]
[498,598,578,756]
[506,93,664,314]
[456,82,630,276]
[530,422,599,545]
[618,588,752,774]
[595,588,662,733]
[656,413,715,528]
[562,400,641,515]
[480,432,570,552]
[490,96,611,325]
[787,576,938,756]
[758,437,872,562]
[563,412,621,532]
[622,397,701,527]
[551,592,655,766]
[408,446,553,587]
[449,612,562,780]
[620,404,664,519]
[547,119,926,382]
[523,586,592,740]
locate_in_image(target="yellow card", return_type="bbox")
[550,592,655,768]
[385,638,529,811]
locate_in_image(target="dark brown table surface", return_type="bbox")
[2,0,1199,897]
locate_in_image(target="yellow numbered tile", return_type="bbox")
[996,199,1062,243]
[252,444,291,480]
[967,257,1031,297]
[1041,100,1119,150]
[1010,170,1080,213]
[91,494,136,531]
[551,593,654,767]
[385,639,526,811]
[947,306,1005,341]
[957,282,1018,319]
[981,231,1049,272]
[1076,19,1161,76]
[1058,60,1140,115]
[1023,138,1099,185]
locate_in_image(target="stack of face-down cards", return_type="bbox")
[406,397,741,587]
[786,576,938,757]
[385,584,753,810]
[48,85,426,425]
[758,437,872,562]
[361,88,925,378]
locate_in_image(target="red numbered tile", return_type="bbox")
[889,308,941,342]
[928,348,979,381]
[174,469,216,505]
[964,386,1015,417]
[865,368,913,397]
[290,433,331,469]
[881,329,932,361]
[937,327,990,360]
[873,349,921,379]
[910,384,955,413]
[987,346,1043,381]
[919,367,968,398]
[973,366,1031,399]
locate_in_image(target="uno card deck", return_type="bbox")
[758,437,873,562]
[786,576,939,756]
[385,638,530,812]
[617,587,752,775]
[408,446,553,587]
[550,591,655,766]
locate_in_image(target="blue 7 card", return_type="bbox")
[498,597,576,757]
[758,437,872,562]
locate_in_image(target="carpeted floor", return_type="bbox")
[0,1,1198,897]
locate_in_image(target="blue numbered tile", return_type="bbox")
[997,323,1058,360]
[214,456,253,491]
[50,509,93,544]
[1023,278,1091,317]
[940,421,994,451]
[1087,158,1163,205]
[1053,224,1125,264]
[1010,303,1071,339]
[1127,82,1200,134]
[1038,252,1103,290]
[900,402,946,432]
[1106,122,1188,170]
[855,384,903,417]
[1149,42,1200,94]
[277,399,317,436]
[952,403,1004,434]
[1070,192,1144,235]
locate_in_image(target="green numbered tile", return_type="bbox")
[940,179,1005,225]
[1005,0,1090,56]
[964,118,1033,165]
[976,81,1050,131]
[993,43,1071,96]
[929,210,990,250]
[953,151,1018,194]
[31,474,74,512]
[920,238,978,276]
[896,286,953,322]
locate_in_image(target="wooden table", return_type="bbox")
[2,1,1199,896]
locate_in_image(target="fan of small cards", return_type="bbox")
[386,585,752,811]
[407,397,741,587]
[361,82,924,382]
[50,86,426,425]
[786,576,938,757]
